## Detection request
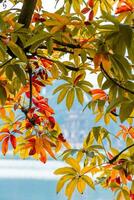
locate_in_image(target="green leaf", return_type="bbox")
[76,87,84,105]
[97,73,104,88]
[12,64,26,85]
[119,101,134,122]
[102,79,113,90]
[66,88,75,110]
[53,83,70,94]
[24,31,51,48]
[57,87,69,103]
[46,38,53,55]
[119,24,133,48]
[8,41,27,63]
[0,85,7,105]
[6,66,13,81]
[79,80,93,88]
[106,97,126,114]
[101,10,119,25]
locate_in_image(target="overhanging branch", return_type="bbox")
[109,143,134,164]
[100,64,134,95]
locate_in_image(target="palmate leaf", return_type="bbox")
[65,157,81,172]
[77,177,86,194]
[57,87,69,104]
[82,175,95,190]
[65,178,77,200]
[119,24,133,48]
[54,167,76,175]
[8,41,27,62]
[119,101,134,122]
[56,174,74,193]
[24,31,51,48]
[53,83,70,94]
[76,87,84,105]
[12,64,26,85]
[66,88,75,110]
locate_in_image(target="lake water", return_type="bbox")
[0,159,113,200]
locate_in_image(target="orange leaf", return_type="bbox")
[115,5,132,14]
[93,54,102,69]
[101,54,111,71]
[2,137,9,156]
[40,149,47,163]
[43,140,56,159]
[10,134,17,149]
[119,170,127,184]
[0,128,9,133]
[0,134,9,142]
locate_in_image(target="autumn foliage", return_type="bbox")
[0,0,133,199]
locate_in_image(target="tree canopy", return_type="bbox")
[0,0,134,199]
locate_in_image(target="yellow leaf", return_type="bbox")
[72,0,80,13]
[9,111,15,121]
[56,174,74,193]
[66,88,75,110]
[54,167,76,175]
[104,114,110,125]
[65,178,77,200]
[102,54,111,72]
[95,112,103,122]
[50,25,63,34]
[43,12,69,24]
[82,175,95,190]
[77,177,86,194]
[81,166,92,175]
[109,113,117,122]
[65,157,81,172]
[76,151,84,162]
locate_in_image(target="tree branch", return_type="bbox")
[100,64,134,95]
[18,0,37,28]
[27,66,32,109]
[109,143,134,164]
[35,54,79,71]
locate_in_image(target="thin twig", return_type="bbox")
[35,53,79,71]
[109,143,134,164]
[100,64,134,95]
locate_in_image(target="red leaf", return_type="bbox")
[74,74,84,85]
[115,177,121,185]
[29,147,36,155]
[88,0,94,7]
[81,7,90,14]
[2,137,9,156]
[10,134,17,149]
[32,13,40,22]
[88,10,94,21]
[130,191,134,200]
[58,133,66,143]
[48,116,55,129]
[40,58,52,69]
